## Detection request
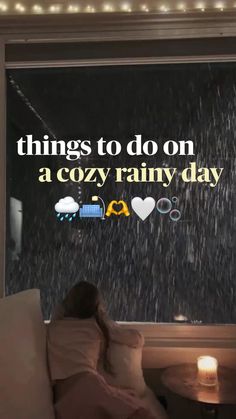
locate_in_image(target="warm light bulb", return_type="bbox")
[15,3,26,12]
[68,4,80,12]
[103,3,114,12]
[32,4,43,13]
[178,3,186,10]
[160,4,169,12]
[121,2,130,11]
[86,5,96,12]
[141,4,149,12]
[0,2,8,11]
[49,4,61,13]
[196,2,205,10]
[215,1,224,10]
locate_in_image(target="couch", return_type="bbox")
[0,289,168,419]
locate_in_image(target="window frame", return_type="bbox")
[1,12,236,358]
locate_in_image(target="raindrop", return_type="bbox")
[169,209,181,222]
[60,216,64,221]
[65,213,69,218]
[69,217,73,222]
[56,213,60,218]
[156,198,172,214]
[73,213,76,218]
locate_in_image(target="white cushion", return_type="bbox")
[99,327,168,419]
[0,290,55,419]
[100,343,147,395]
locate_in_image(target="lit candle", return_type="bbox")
[197,356,218,386]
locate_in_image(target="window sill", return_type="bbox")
[120,323,236,368]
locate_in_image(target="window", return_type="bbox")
[6,62,236,323]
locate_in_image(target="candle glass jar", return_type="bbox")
[197,356,218,387]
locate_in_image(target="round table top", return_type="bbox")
[162,364,236,405]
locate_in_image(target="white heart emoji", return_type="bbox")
[131,197,156,221]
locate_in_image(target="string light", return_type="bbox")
[121,2,131,12]
[160,4,169,12]
[196,2,205,11]
[67,4,80,13]
[0,1,235,15]
[140,4,149,12]
[15,2,25,12]
[103,3,114,12]
[32,4,43,13]
[49,4,62,13]
[0,2,8,11]
[85,4,96,12]
[215,1,224,10]
[178,3,186,11]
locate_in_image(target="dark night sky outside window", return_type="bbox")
[6,63,236,322]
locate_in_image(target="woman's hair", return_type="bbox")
[62,281,112,374]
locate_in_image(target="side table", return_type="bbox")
[162,364,236,418]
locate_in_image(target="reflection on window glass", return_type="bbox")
[6,64,236,322]
[9,197,23,261]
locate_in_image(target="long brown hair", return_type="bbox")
[62,281,112,373]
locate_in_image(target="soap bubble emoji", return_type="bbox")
[169,209,181,222]
[55,196,79,222]
[156,198,172,214]
[172,196,179,205]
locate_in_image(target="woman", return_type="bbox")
[47,281,157,419]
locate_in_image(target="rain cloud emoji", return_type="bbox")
[55,196,79,222]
